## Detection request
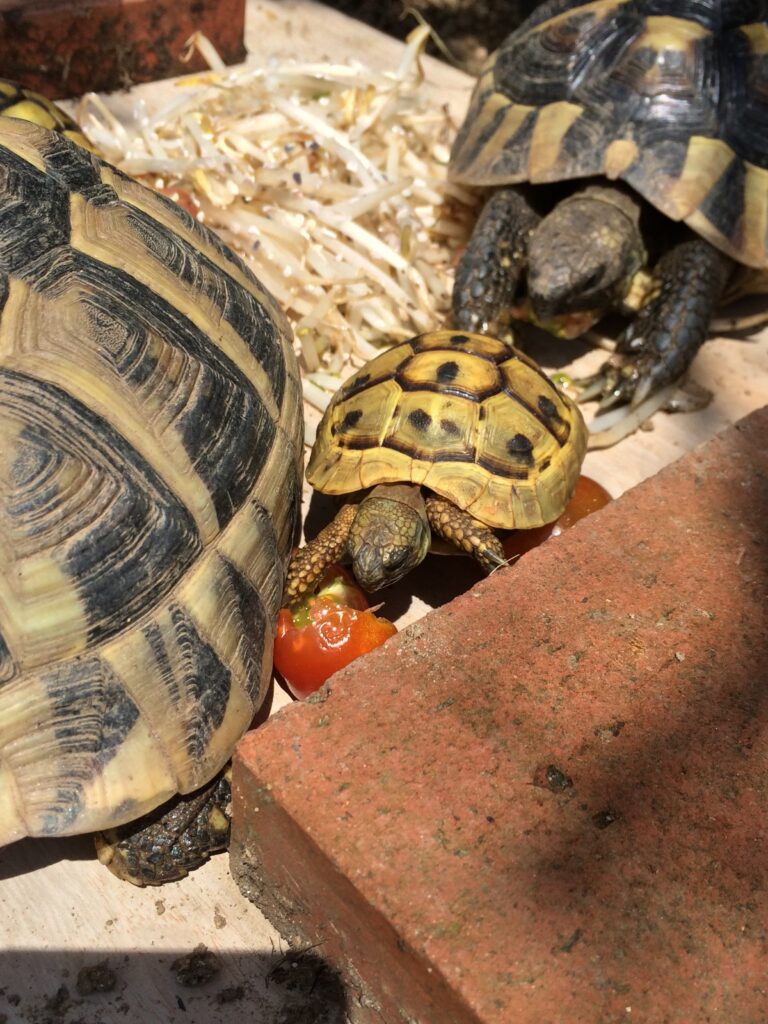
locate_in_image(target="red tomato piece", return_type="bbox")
[502,475,612,561]
[273,565,396,699]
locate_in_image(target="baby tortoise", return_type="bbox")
[286,330,587,598]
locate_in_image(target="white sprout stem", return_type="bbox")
[587,384,677,449]
[184,31,228,72]
[302,377,334,412]
[268,96,385,186]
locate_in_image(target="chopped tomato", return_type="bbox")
[274,565,396,700]
[303,563,369,614]
[502,475,612,561]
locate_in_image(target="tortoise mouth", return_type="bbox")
[513,297,602,339]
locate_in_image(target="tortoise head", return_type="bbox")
[526,185,646,323]
[348,483,431,591]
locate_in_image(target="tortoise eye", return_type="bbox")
[384,547,409,570]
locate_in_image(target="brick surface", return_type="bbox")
[0,0,246,98]
[231,407,768,1024]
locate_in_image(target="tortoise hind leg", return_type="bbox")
[425,496,506,573]
[94,769,231,885]
[452,186,540,335]
[580,238,733,408]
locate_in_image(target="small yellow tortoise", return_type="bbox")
[0,97,303,883]
[285,330,587,599]
[0,79,93,150]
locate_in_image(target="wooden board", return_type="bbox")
[1,3,767,1022]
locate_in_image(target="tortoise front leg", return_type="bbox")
[284,503,358,603]
[581,238,733,408]
[425,496,506,573]
[452,186,540,335]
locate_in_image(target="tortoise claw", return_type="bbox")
[573,376,604,403]
[574,352,659,411]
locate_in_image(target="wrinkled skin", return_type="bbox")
[526,186,646,321]
[95,770,232,885]
[347,485,432,591]
[284,482,506,600]
[453,181,734,407]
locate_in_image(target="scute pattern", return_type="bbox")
[0,79,92,152]
[449,0,768,268]
[0,147,72,269]
[141,604,233,763]
[307,330,587,530]
[38,657,140,835]
[0,119,302,844]
[0,369,201,670]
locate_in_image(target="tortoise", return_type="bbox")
[285,329,587,600]
[0,113,303,884]
[0,79,93,151]
[449,0,768,410]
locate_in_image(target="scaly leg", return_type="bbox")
[95,769,232,885]
[284,504,358,603]
[425,496,506,573]
[452,186,540,335]
[580,238,733,408]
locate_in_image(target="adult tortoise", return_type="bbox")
[450,0,768,409]
[0,113,303,883]
[285,330,587,599]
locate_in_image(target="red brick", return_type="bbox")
[0,0,246,99]
[231,407,768,1024]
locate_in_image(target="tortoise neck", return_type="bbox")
[366,482,424,511]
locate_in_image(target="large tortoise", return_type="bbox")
[450,0,768,409]
[285,329,587,598]
[0,115,303,883]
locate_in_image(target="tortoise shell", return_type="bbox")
[0,79,93,151]
[449,1,768,269]
[0,119,303,844]
[308,330,587,529]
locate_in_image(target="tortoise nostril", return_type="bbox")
[581,270,602,292]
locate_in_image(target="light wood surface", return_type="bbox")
[1,3,766,1022]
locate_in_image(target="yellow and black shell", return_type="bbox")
[0,79,93,152]
[0,119,303,845]
[308,330,587,529]
[450,2,768,269]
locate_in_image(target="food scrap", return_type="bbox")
[501,476,612,561]
[274,565,397,699]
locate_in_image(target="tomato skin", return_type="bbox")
[274,567,396,699]
[556,476,612,527]
[502,475,612,561]
[309,564,369,613]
